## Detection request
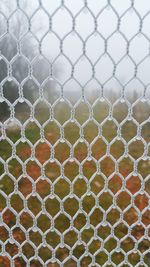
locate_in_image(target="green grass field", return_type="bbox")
[0,100,150,266]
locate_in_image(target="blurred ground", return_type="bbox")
[0,101,150,266]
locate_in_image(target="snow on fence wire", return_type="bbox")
[0,0,150,266]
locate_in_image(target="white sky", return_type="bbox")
[0,0,150,99]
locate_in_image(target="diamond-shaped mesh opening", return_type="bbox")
[0,0,150,266]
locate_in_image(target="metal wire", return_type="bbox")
[0,0,150,266]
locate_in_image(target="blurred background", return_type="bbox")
[0,0,150,266]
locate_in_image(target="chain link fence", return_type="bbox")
[0,0,150,266]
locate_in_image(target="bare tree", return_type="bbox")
[0,0,61,121]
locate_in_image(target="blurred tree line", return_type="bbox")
[0,0,149,123]
[0,0,60,121]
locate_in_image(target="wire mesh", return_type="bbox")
[0,0,150,266]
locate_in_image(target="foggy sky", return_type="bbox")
[0,0,150,99]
